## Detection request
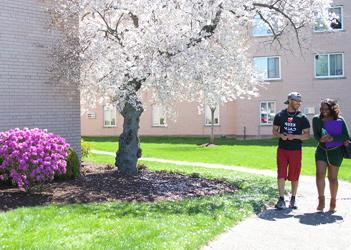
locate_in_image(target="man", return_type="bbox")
[272,92,310,209]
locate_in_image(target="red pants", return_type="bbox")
[277,148,302,181]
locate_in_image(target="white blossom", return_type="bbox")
[48,0,332,115]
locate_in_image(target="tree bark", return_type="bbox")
[115,100,143,175]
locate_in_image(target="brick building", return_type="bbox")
[0,1,80,151]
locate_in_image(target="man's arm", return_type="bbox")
[289,128,310,140]
[273,125,287,140]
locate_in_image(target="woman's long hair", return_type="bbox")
[319,98,340,120]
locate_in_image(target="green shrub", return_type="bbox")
[81,139,91,158]
[0,157,12,186]
[57,148,80,180]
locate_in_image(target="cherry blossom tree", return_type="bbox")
[49,0,332,175]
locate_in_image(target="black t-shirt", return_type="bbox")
[273,109,311,150]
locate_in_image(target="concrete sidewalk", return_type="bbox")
[203,175,351,250]
[92,150,351,250]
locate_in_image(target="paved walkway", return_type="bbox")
[92,150,351,250]
[203,175,351,250]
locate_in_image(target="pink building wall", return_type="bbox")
[81,100,238,137]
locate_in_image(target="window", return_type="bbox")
[315,53,344,78]
[87,111,96,119]
[260,101,276,125]
[314,6,343,32]
[252,16,274,37]
[152,105,167,127]
[103,105,116,127]
[253,56,281,80]
[205,105,220,126]
[304,107,316,115]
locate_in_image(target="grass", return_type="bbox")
[0,161,276,250]
[83,136,351,182]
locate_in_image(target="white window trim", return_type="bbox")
[103,124,117,128]
[313,6,344,33]
[152,105,167,127]
[103,105,117,128]
[252,31,273,38]
[259,101,276,126]
[204,104,220,126]
[254,56,282,81]
[314,52,344,79]
[152,124,168,128]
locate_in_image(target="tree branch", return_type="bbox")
[253,2,305,48]
[94,9,124,47]
[256,11,283,47]
[159,3,223,58]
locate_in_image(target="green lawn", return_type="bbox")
[0,162,276,250]
[83,136,351,182]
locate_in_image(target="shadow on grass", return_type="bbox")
[62,196,229,218]
[0,190,264,220]
[53,189,275,220]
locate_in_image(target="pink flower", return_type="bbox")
[0,128,70,190]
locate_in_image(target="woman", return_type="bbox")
[313,99,350,212]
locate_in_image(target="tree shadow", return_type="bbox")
[64,196,230,218]
[0,177,278,225]
[258,208,294,221]
[0,189,266,221]
[294,212,344,226]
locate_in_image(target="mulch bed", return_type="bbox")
[0,163,236,212]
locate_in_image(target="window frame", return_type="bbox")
[152,105,167,127]
[253,56,282,81]
[313,6,344,33]
[252,16,274,37]
[259,101,276,126]
[314,52,344,79]
[103,105,117,128]
[87,111,96,119]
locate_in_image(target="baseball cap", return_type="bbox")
[284,92,302,104]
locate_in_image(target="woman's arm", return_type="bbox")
[332,118,350,142]
[312,116,322,142]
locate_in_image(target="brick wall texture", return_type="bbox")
[0,0,81,152]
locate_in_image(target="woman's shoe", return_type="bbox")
[317,196,325,211]
[329,198,336,213]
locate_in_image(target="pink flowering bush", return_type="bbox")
[0,128,70,190]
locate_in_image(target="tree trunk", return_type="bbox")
[115,101,143,175]
[210,107,215,144]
